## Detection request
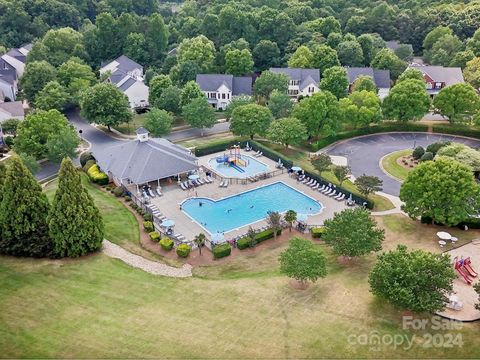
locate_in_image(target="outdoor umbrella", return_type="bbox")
[297,213,308,222]
[161,219,175,228]
[437,231,452,241]
[291,166,302,172]
[188,174,200,180]
[211,233,224,244]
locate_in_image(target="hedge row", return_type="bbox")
[87,164,109,185]
[237,228,282,250]
[213,243,232,259]
[249,142,294,168]
[311,227,326,238]
[431,125,480,139]
[310,123,430,151]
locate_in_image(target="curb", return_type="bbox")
[378,152,405,184]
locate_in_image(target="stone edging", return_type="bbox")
[378,152,405,184]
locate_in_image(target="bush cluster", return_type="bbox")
[113,186,124,197]
[159,238,174,251]
[432,125,480,139]
[176,243,191,257]
[213,243,232,259]
[311,227,326,238]
[80,152,95,167]
[412,146,425,160]
[426,141,451,155]
[237,228,282,250]
[83,159,96,172]
[143,221,154,233]
[149,231,160,242]
[87,164,109,185]
[420,151,434,162]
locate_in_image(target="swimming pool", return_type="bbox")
[181,182,323,234]
[208,154,268,179]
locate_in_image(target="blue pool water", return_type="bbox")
[181,182,322,234]
[208,155,268,178]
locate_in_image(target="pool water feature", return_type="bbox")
[208,154,268,179]
[181,182,323,234]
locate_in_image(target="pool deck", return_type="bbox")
[150,152,348,243]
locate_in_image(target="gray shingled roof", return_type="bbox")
[94,137,198,185]
[118,77,136,91]
[0,73,15,85]
[232,76,252,95]
[196,74,252,95]
[5,48,26,63]
[269,68,320,89]
[346,67,391,89]
[408,65,464,86]
[0,101,24,117]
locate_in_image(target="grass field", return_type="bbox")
[381,149,413,181]
[1,213,480,358]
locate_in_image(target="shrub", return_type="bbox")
[4,136,13,147]
[159,237,174,251]
[426,141,450,155]
[176,243,191,257]
[149,231,160,242]
[124,195,131,202]
[420,151,434,162]
[143,221,154,233]
[432,125,480,139]
[237,237,250,250]
[143,213,153,222]
[113,186,124,197]
[80,152,95,167]
[237,228,282,250]
[213,243,232,259]
[87,164,109,185]
[311,227,326,238]
[83,159,96,172]
[412,146,425,160]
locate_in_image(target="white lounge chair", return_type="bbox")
[223,181,229,188]
[312,184,319,190]
[321,187,331,194]
[336,193,346,201]
[218,180,224,187]
[306,179,314,186]
[318,185,326,191]
[156,187,162,196]
[324,188,334,195]
[329,190,337,197]
[302,177,310,184]
[309,181,318,187]
[175,234,186,241]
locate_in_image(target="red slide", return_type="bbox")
[455,261,473,285]
[464,257,478,278]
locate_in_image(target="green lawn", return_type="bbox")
[113,113,188,135]
[1,213,480,358]
[381,149,413,181]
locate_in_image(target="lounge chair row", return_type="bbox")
[218,179,229,188]
[253,150,263,157]
[140,185,162,199]
[147,204,167,222]
[298,177,347,202]
[180,176,214,190]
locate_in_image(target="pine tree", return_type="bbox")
[48,158,104,257]
[0,156,52,257]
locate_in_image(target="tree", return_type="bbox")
[287,46,313,68]
[246,227,257,248]
[400,158,480,226]
[252,40,280,71]
[369,245,455,313]
[157,85,182,115]
[35,81,69,111]
[279,237,327,287]
[351,76,378,94]
[15,110,79,160]
[0,156,52,257]
[449,50,474,69]
[46,127,80,163]
[48,158,104,258]
[320,66,348,99]
[266,211,282,241]
[80,83,132,131]
[224,95,253,120]
[143,108,173,137]
[149,75,173,107]
[355,175,383,198]
[423,26,452,53]
[426,34,463,66]
[436,143,480,172]
[267,89,293,119]
[311,45,340,74]
[467,28,480,56]
[177,35,216,72]
[293,91,340,137]
[225,49,254,76]
[312,153,332,174]
[230,104,273,139]
[323,208,384,259]
[182,97,216,136]
[180,80,204,107]
[266,117,307,148]
[332,165,351,185]
[193,233,206,255]
[371,49,407,80]
[21,61,57,103]
[145,13,169,62]
[339,90,382,128]
[0,162,6,202]
[284,210,297,232]
[124,33,149,65]
[382,80,431,122]
[19,153,40,174]
[397,68,424,83]
[57,59,96,105]
[464,57,480,89]
[337,41,364,67]
[253,71,289,100]
[433,83,480,124]
[394,44,413,61]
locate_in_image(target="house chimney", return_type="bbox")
[135,127,149,142]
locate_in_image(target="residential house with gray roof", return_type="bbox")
[93,128,198,189]
[1,43,31,79]
[408,65,465,96]
[269,68,320,100]
[196,74,252,110]
[0,101,24,123]
[100,55,149,110]
[345,67,391,99]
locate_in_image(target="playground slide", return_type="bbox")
[230,163,245,173]
[455,264,473,285]
[216,155,229,163]
[236,158,247,167]
[464,258,478,277]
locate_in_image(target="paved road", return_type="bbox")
[326,132,480,196]
[165,121,230,142]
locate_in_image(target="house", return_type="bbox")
[0,101,25,122]
[93,127,198,188]
[1,43,31,79]
[0,72,18,102]
[345,67,391,99]
[408,65,465,96]
[196,74,252,110]
[269,68,320,99]
[100,55,149,110]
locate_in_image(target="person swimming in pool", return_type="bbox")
[250,205,254,208]
[199,202,203,207]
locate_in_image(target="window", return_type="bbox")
[288,89,299,96]
[435,82,443,89]
[222,93,226,99]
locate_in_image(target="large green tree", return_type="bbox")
[182,97,216,136]
[463,57,480,89]
[287,46,313,68]
[145,13,169,62]
[279,237,327,287]
[382,80,430,122]
[180,80,204,107]
[319,66,348,99]
[267,89,293,119]
[177,35,216,72]
[225,48,254,75]
[143,108,173,137]
[48,158,104,258]
[371,48,407,80]
[369,245,455,313]
[350,76,378,94]
[426,34,463,66]
[323,208,384,259]
[354,175,383,198]
[224,95,253,120]
[156,85,182,115]
[400,158,480,226]
[433,83,480,123]
[21,61,57,104]
[337,40,364,67]
[397,68,424,83]
[35,81,69,111]
[252,40,280,71]
[339,90,382,128]
[0,156,52,257]
[149,75,173,108]
[253,71,289,100]
[311,45,340,74]
[46,127,81,163]
[80,83,132,130]
[57,58,96,105]
[266,117,307,148]
[230,104,273,139]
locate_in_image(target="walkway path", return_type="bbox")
[102,240,193,278]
